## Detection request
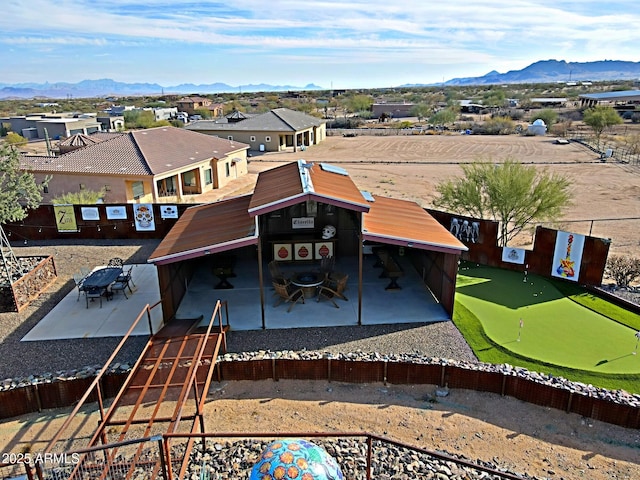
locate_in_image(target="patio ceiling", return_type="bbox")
[248,160,370,216]
[363,195,468,254]
[148,194,258,265]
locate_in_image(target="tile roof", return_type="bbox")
[363,195,468,254]
[19,126,249,177]
[186,108,324,132]
[130,127,248,174]
[148,194,258,265]
[248,161,369,216]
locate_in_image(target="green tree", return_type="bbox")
[347,95,372,115]
[194,108,213,119]
[51,188,106,205]
[0,145,48,225]
[433,159,572,246]
[482,88,507,107]
[429,108,457,128]
[582,106,623,149]
[533,108,558,128]
[409,103,432,121]
[5,132,28,147]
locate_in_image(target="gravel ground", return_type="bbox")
[0,240,476,380]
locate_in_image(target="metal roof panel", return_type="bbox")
[363,195,467,253]
[148,195,257,264]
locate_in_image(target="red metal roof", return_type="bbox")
[363,195,468,254]
[150,165,465,265]
[248,161,369,216]
[148,195,257,265]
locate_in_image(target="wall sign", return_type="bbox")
[294,242,313,261]
[133,203,156,231]
[53,205,78,233]
[106,206,127,220]
[292,217,314,229]
[551,231,585,281]
[160,205,178,219]
[81,207,100,221]
[273,243,292,261]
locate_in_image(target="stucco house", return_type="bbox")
[2,114,104,140]
[19,126,249,203]
[176,97,224,117]
[185,108,326,153]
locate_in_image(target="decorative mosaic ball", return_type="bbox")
[249,438,344,480]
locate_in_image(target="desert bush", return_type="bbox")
[483,116,515,135]
[52,188,107,205]
[4,132,28,147]
[605,255,640,287]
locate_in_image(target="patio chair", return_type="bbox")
[73,273,86,301]
[85,286,103,309]
[318,255,335,277]
[268,260,287,284]
[273,280,305,313]
[107,257,124,268]
[111,271,133,299]
[317,273,349,308]
[117,265,135,287]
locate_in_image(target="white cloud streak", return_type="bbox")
[1,0,638,85]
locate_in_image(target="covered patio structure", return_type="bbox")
[148,161,467,330]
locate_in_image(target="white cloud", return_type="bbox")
[1,0,638,85]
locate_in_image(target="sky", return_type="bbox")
[1,0,639,90]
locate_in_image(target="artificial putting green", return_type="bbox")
[455,264,640,374]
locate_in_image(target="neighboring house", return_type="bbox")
[185,108,326,152]
[176,97,224,117]
[19,126,249,203]
[145,107,178,122]
[1,114,103,140]
[371,103,415,118]
[96,115,125,132]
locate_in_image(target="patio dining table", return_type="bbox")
[81,266,123,291]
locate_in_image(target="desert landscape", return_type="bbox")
[1,133,639,479]
[201,134,640,258]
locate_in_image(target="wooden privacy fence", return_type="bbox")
[3,359,638,429]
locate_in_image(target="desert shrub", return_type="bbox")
[483,116,515,135]
[327,117,364,129]
[52,188,107,205]
[605,255,640,287]
[4,132,28,147]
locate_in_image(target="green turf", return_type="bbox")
[456,264,640,374]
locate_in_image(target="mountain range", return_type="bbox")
[1,60,639,99]
[438,59,640,87]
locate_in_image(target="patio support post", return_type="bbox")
[257,240,266,329]
[358,215,363,326]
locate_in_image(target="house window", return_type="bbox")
[250,136,256,142]
[265,136,271,142]
[132,181,144,199]
[225,163,230,177]
[43,185,49,194]
[183,170,197,187]
[79,183,85,190]
[204,168,213,185]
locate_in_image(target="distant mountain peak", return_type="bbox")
[442,59,640,86]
